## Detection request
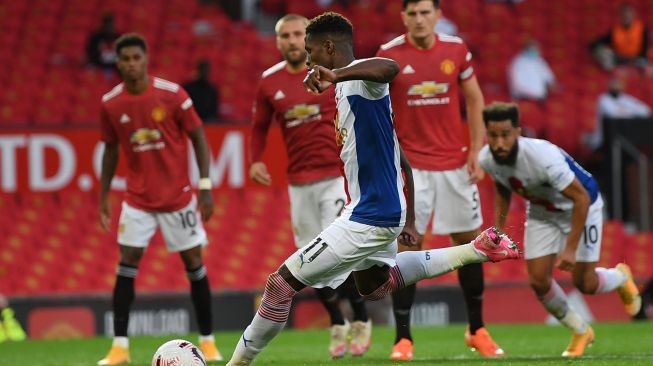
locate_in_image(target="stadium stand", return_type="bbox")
[1,0,652,296]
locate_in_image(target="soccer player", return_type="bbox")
[225,12,520,366]
[376,0,494,359]
[97,34,222,365]
[250,14,372,358]
[249,14,372,358]
[479,102,642,357]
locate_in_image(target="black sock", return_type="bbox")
[340,275,368,322]
[315,287,345,325]
[458,263,484,334]
[392,284,416,343]
[188,266,213,336]
[113,264,137,337]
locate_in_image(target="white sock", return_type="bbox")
[228,313,286,364]
[113,336,129,348]
[560,309,589,334]
[538,280,587,334]
[199,334,214,344]
[396,243,486,286]
[594,267,627,294]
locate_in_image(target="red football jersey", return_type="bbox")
[100,77,203,212]
[377,33,475,171]
[250,61,341,184]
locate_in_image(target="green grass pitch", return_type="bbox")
[2,323,652,365]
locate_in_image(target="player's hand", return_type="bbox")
[398,223,419,247]
[556,247,576,272]
[304,65,336,95]
[467,154,484,183]
[99,200,111,232]
[198,189,214,222]
[249,162,272,186]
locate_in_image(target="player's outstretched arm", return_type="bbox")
[494,181,512,232]
[188,127,214,222]
[398,146,418,246]
[557,178,591,271]
[333,57,399,84]
[304,58,399,94]
[99,142,119,231]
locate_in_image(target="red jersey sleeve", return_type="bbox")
[100,104,118,144]
[458,43,475,81]
[250,80,274,163]
[175,88,203,132]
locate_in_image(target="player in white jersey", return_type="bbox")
[225,13,520,366]
[479,102,641,357]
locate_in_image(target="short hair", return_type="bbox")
[275,14,309,35]
[482,102,520,127]
[306,12,353,40]
[115,33,147,55]
[403,0,440,9]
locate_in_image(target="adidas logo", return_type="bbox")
[402,65,415,74]
[274,90,286,100]
[120,114,131,123]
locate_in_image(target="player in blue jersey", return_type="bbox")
[226,13,520,366]
[479,102,641,357]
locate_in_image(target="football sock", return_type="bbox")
[362,244,487,301]
[315,287,345,325]
[391,284,416,343]
[340,275,368,322]
[112,336,129,348]
[113,263,137,338]
[594,267,627,294]
[396,244,488,286]
[229,272,297,363]
[188,265,213,336]
[538,280,587,334]
[199,334,214,343]
[458,263,485,334]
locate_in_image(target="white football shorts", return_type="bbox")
[524,196,604,261]
[283,216,401,289]
[288,176,347,248]
[414,166,483,235]
[117,195,208,252]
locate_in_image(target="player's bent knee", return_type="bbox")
[529,278,552,297]
[119,247,144,267]
[572,277,596,294]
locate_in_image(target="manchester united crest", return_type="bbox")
[440,59,456,75]
[151,106,166,122]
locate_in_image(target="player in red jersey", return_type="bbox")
[97,34,221,365]
[249,14,371,358]
[377,0,501,359]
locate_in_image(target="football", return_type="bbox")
[151,339,206,366]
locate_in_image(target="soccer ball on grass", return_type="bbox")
[151,339,206,366]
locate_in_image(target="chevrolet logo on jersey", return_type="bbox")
[285,104,320,120]
[408,82,449,98]
[130,128,165,152]
[285,104,321,128]
[130,128,161,144]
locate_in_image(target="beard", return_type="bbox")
[284,49,307,67]
[490,140,519,166]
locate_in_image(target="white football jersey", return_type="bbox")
[479,137,600,217]
[334,59,406,227]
